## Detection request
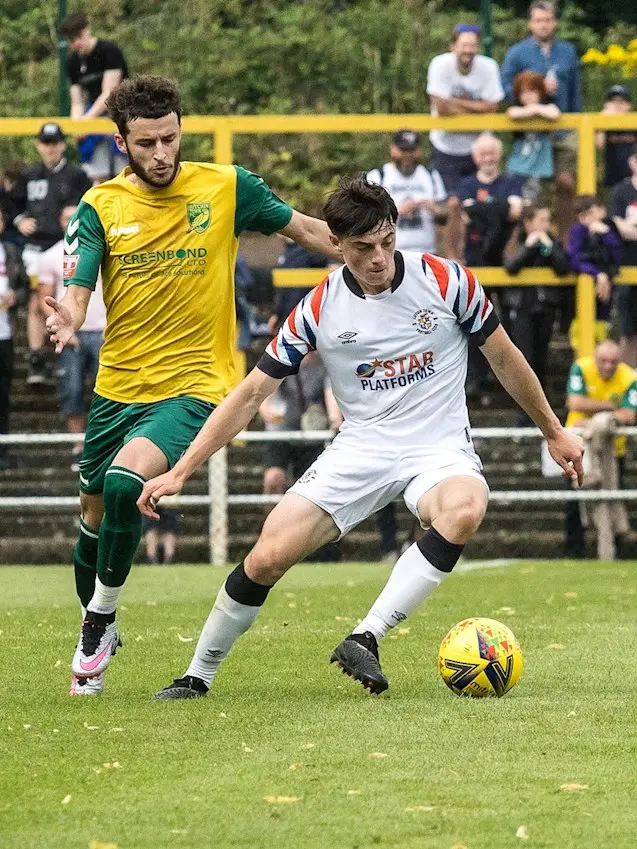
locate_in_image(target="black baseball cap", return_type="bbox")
[37,122,66,143]
[392,129,422,150]
[606,85,632,103]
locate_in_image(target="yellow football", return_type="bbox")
[438,617,523,698]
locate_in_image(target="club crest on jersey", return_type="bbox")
[412,308,438,335]
[186,202,211,234]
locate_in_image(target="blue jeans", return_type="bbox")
[56,331,103,415]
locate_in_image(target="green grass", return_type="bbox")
[1,560,636,849]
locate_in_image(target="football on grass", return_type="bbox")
[438,617,523,697]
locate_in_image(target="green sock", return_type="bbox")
[73,518,100,609]
[97,466,145,588]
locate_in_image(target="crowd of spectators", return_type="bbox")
[1,2,636,559]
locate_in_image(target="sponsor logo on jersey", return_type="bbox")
[412,308,438,335]
[186,202,211,233]
[116,247,209,278]
[338,331,358,344]
[355,351,435,391]
[110,224,140,236]
[63,254,79,280]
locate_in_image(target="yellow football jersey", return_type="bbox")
[64,162,292,404]
[566,355,637,457]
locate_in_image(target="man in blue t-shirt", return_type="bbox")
[454,133,524,266]
[501,0,581,238]
[452,133,524,394]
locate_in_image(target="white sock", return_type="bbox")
[185,585,263,687]
[353,541,450,641]
[87,577,122,615]
[80,604,87,619]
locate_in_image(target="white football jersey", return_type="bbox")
[258,252,498,452]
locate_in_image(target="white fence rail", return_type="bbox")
[2,428,637,564]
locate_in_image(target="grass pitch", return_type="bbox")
[1,560,636,849]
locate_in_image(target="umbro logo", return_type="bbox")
[338,331,358,344]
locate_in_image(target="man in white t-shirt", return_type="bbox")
[38,205,106,470]
[427,23,504,258]
[367,130,447,254]
[139,175,583,702]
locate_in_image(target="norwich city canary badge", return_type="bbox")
[186,202,211,233]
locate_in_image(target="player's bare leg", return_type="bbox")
[332,476,488,694]
[153,493,338,700]
[72,437,168,681]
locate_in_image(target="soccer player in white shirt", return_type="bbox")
[139,175,584,700]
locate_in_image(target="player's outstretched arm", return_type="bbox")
[481,325,585,486]
[280,211,342,263]
[137,367,282,519]
[44,285,91,353]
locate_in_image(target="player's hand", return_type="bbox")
[44,296,75,353]
[137,471,184,520]
[547,428,585,487]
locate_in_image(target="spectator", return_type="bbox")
[267,240,330,335]
[501,1,581,240]
[564,340,637,557]
[596,86,637,191]
[567,194,621,352]
[11,124,92,385]
[367,130,447,253]
[143,502,180,565]
[0,161,26,248]
[453,133,524,394]
[506,71,561,202]
[60,11,129,182]
[426,23,504,259]
[609,145,637,367]
[504,204,570,422]
[38,205,106,471]
[0,216,29,471]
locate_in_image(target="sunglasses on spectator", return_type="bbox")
[454,24,481,35]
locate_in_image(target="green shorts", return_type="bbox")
[78,393,215,494]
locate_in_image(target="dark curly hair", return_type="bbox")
[106,75,182,136]
[323,174,398,239]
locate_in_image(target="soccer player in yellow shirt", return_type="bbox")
[44,75,340,696]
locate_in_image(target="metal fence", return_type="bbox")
[2,428,637,563]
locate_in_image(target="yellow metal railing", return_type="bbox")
[2,112,636,356]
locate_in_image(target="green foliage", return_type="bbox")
[1,0,636,205]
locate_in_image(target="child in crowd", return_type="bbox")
[143,499,180,565]
[506,71,561,203]
[504,205,570,412]
[567,194,622,350]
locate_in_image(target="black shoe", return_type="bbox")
[330,632,388,694]
[26,351,47,385]
[153,675,209,701]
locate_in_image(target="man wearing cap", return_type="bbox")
[11,123,92,384]
[367,130,448,254]
[596,86,637,191]
[426,24,504,258]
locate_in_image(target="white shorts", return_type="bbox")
[288,429,488,537]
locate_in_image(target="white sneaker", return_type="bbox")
[72,612,120,677]
[69,672,105,695]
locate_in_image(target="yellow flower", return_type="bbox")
[606,44,627,63]
[628,39,637,52]
[581,48,607,65]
